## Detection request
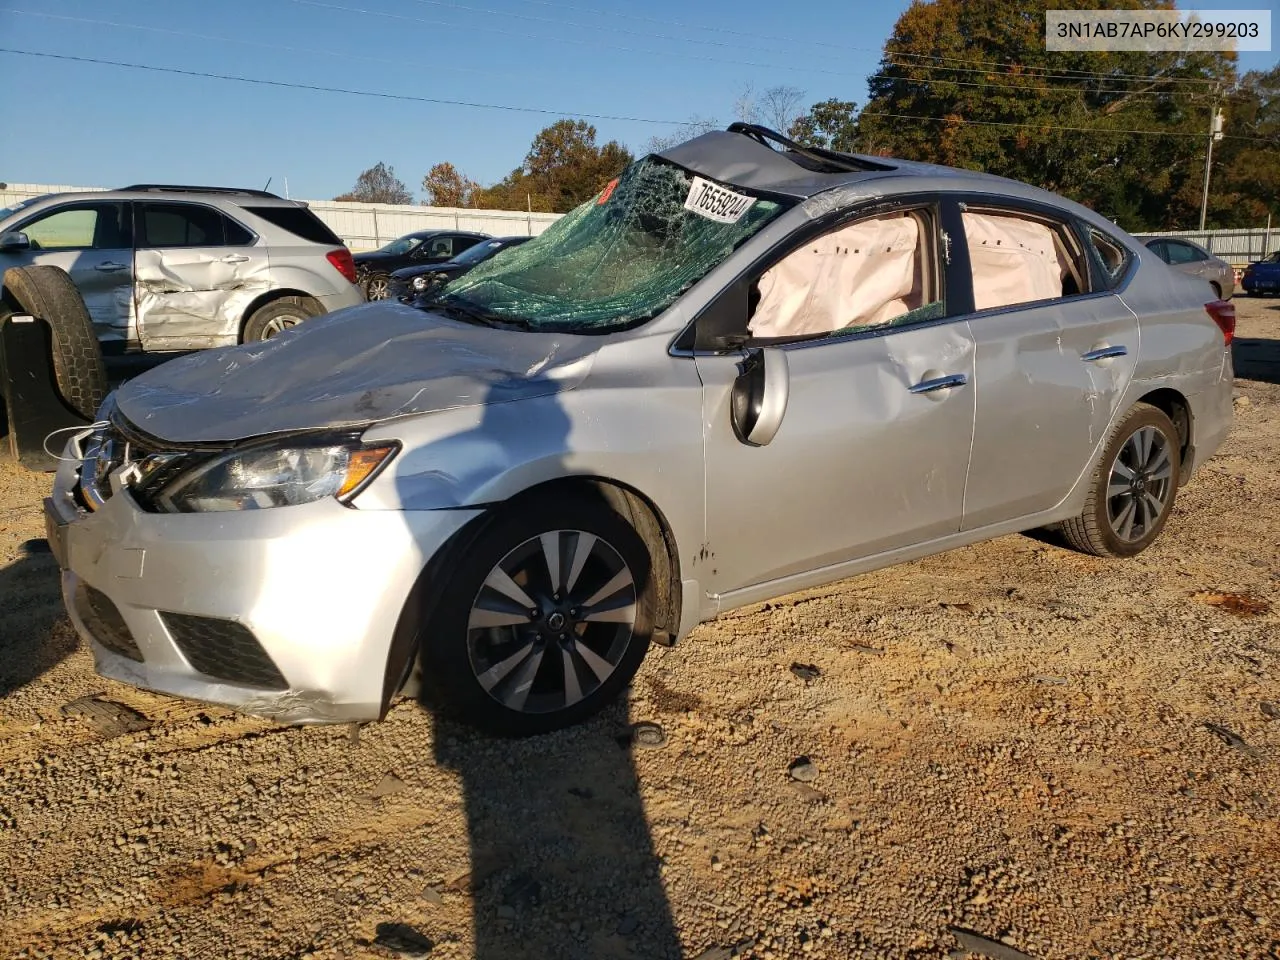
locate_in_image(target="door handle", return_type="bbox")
[94,261,127,272]
[909,373,968,394]
[219,254,251,263]
[1081,345,1128,362]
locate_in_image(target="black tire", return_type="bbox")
[1060,402,1181,558]
[364,272,391,301]
[419,490,656,736]
[241,296,323,342]
[2,265,107,420]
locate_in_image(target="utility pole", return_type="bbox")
[1198,93,1225,232]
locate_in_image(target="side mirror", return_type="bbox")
[731,346,789,446]
[0,231,31,252]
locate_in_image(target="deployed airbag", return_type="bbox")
[963,211,1069,311]
[748,213,920,338]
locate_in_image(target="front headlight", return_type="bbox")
[151,441,397,513]
[412,274,431,291]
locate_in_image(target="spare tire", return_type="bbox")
[2,265,108,420]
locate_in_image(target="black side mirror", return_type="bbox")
[730,346,790,446]
[0,231,31,252]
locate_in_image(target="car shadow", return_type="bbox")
[393,366,683,959]
[1232,336,1280,385]
[0,538,76,698]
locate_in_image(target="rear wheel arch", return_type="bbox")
[238,289,323,341]
[1135,387,1193,482]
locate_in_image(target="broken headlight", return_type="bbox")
[151,442,397,513]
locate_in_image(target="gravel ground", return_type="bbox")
[1,298,1278,960]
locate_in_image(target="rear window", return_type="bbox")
[243,205,342,246]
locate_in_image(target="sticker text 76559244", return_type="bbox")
[683,176,756,224]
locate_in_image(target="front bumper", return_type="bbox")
[47,445,480,723]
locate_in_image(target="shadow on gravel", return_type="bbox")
[432,704,682,960]
[0,539,76,697]
[1232,336,1280,385]
[402,370,683,959]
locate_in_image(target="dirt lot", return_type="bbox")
[1,298,1278,960]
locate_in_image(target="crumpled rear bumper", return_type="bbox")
[47,450,479,724]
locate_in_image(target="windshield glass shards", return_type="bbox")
[428,157,788,334]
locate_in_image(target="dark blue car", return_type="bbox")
[1242,250,1280,296]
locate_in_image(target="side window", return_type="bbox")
[746,207,944,341]
[1169,241,1207,264]
[428,236,456,259]
[962,209,1090,312]
[20,202,129,251]
[1147,240,1170,263]
[1086,227,1132,287]
[138,202,251,248]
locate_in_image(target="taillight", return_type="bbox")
[1205,299,1235,346]
[325,248,358,284]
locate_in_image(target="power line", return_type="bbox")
[4,46,1273,145]
[3,9,527,81]
[477,0,1225,86]
[0,47,690,124]
[858,109,1277,144]
[8,5,1228,105]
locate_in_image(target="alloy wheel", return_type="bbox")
[1106,425,1174,542]
[466,530,637,714]
[366,276,389,300]
[260,314,301,338]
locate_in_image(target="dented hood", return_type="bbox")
[113,300,600,443]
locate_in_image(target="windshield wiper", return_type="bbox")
[429,296,534,331]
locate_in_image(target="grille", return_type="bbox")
[73,583,144,662]
[160,613,289,690]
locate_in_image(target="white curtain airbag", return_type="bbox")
[748,214,920,338]
[963,212,1068,311]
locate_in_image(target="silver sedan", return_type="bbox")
[1142,236,1236,300]
[45,124,1235,735]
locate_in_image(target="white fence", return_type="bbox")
[1132,225,1276,265]
[0,183,562,251]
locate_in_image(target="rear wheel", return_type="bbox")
[242,296,322,342]
[420,491,655,736]
[2,264,107,420]
[364,273,391,301]
[1061,402,1181,558]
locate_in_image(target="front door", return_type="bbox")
[1,200,135,343]
[133,200,270,349]
[697,325,978,596]
[695,200,976,598]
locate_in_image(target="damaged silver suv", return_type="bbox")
[0,184,364,350]
[45,125,1234,736]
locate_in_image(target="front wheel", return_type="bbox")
[1060,402,1181,558]
[420,491,656,736]
[364,272,391,301]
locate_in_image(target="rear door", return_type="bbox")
[134,201,271,349]
[954,198,1140,530]
[0,200,134,343]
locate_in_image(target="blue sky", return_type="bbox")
[1,0,1275,201]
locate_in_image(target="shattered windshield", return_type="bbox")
[428,157,788,333]
[379,235,423,256]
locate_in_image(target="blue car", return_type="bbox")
[1242,250,1280,296]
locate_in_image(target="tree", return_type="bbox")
[422,162,480,208]
[334,162,413,204]
[646,116,721,154]
[473,119,634,213]
[733,84,807,133]
[1202,64,1280,227]
[856,0,1239,230]
[788,99,860,152]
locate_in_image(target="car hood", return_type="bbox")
[353,251,400,265]
[113,301,600,444]
[391,262,464,279]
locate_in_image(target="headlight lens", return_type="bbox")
[153,442,397,513]
[412,274,430,291]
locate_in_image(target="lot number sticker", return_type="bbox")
[684,176,756,224]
